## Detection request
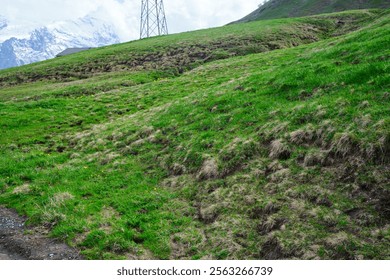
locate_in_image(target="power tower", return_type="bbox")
[140,0,168,39]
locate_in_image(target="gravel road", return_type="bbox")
[0,206,82,260]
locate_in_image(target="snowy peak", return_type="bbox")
[0,15,7,30]
[29,28,55,51]
[48,16,120,47]
[0,15,120,69]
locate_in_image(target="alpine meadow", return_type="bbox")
[0,7,389,260]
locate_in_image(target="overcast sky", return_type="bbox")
[1,0,264,41]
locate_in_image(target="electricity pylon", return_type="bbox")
[140,0,168,39]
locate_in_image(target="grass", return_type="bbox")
[0,9,389,260]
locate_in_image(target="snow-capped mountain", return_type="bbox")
[0,15,120,70]
[0,16,7,31]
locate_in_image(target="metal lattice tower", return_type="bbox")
[140,0,168,39]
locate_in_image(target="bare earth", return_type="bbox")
[0,206,82,260]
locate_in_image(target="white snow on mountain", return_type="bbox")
[0,15,120,69]
[0,15,8,31]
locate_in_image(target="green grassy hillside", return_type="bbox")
[0,10,389,260]
[233,0,390,23]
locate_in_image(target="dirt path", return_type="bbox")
[0,243,25,260]
[0,206,82,260]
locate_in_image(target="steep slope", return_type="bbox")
[0,10,382,86]
[0,10,389,260]
[0,16,120,70]
[233,0,390,23]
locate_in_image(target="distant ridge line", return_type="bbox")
[232,0,390,23]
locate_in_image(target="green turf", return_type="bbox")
[0,10,389,259]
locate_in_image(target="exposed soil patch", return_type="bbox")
[0,206,82,260]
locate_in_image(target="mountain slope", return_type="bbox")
[233,0,390,23]
[0,10,389,260]
[0,10,382,86]
[0,16,7,30]
[0,16,120,70]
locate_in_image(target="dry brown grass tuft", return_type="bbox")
[377,133,390,161]
[126,248,157,260]
[95,138,106,146]
[270,168,291,183]
[86,152,103,162]
[100,152,120,165]
[170,163,187,176]
[40,192,75,224]
[139,126,155,138]
[52,192,75,205]
[303,150,329,167]
[199,204,220,224]
[98,206,121,234]
[358,100,370,109]
[315,120,335,147]
[289,124,316,145]
[331,132,357,158]
[162,177,180,188]
[12,184,31,195]
[290,129,308,145]
[355,114,372,128]
[259,121,290,142]
[258,216,285,234]
[197,158,219,180]
[264,201,281,215]
[266,160,284,173]
[269,139,291,160]
[324,232,351,257]
[170,228,206,260]
[70,153,81,159]
[218,137,260,176]
[101,206,120,220]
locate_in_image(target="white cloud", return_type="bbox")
[1,0,263,42]
[155,1,264,35]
